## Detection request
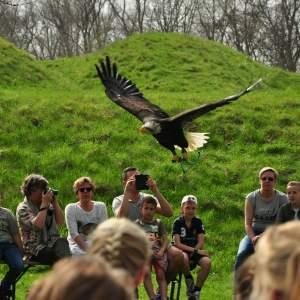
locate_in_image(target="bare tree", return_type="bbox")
[258,0,300,71]
[107,0,140,36]
[222,0,263,58]
[193,0,228,41]
[147,0,197,32]
[0,0,17,6]
[39,0,78,57]
[0,0,299,70]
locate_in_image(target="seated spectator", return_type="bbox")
[112,167,184,281]
[27,256,134,300]
[234,167,288,270]
[276,181,300,223]
[88,218,151,290]
[136,196,168,300]
[0,206,24,299]
[17,174,70,265]
[65,176,108,255]
[172,195,211,300]
[249,221,300,300]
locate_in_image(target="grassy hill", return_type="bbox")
[0,32,299,300]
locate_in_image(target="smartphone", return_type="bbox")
[135,174,149,190]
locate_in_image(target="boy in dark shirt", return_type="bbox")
[172,195,211,300]
[277,181,300,223]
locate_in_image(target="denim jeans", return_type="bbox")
[234,235,254,271]
[0,243,24,294]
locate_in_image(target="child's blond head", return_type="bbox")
[88,218,151,279]
[250,222,300,300]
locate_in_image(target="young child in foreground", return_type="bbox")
[136,196,168,300]
[172,195,211,300]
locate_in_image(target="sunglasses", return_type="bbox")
[78,187,93,193]
[261,177,275,182]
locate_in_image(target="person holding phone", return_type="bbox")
[112,167,184,283]
[17,174,71,265]
[112,167,173,220]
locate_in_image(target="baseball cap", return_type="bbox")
[181,195,198,207]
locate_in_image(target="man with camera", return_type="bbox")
[112,167,184,283]
[17,174,70,265]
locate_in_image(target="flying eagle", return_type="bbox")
[95,56,261,161]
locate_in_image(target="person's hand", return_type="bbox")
[41,190,53,207]
[147,177,158,192]
[155,250,164,258]
[124,176,136,194]
[197,249,209,256]
[251,235,260,247]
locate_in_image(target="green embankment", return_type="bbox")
[0,32,299,299]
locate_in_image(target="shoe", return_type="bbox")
[185,276,194,296]
[188,290,200,300]
[0,291,10,300]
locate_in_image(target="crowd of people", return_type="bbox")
[0,166,299,300]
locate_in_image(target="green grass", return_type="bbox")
[0,32,300,300]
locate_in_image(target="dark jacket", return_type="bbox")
[276,202,300,223]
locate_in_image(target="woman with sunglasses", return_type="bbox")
[65,177,108,255]
[234,167,288,271]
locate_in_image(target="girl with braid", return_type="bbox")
[88,218,151,290]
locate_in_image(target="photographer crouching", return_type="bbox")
[17,174,71,265]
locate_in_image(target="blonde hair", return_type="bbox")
[287,181,300,190]
[234,255,256,300]
[27,256,133,300]
[88,218,151,278]
[258,167,278,179]
[250,222,300,300]
[73,176,95,193]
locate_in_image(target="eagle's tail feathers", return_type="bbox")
[182,132,209,152]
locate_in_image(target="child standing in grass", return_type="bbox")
[276,181,300,223]
[0,205,24,299]
[136,196,168,300]
[172,195,211,300]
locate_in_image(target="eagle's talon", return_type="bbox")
[172,155,180,162]
[182,152,188,161]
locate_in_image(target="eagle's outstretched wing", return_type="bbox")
[169,79,262,124]
[95,56,169,122]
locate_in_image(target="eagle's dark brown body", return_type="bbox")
[95,56,261,161]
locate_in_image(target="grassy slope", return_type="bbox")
[0,32,300,299]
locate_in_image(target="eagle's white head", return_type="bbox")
[140,120,161,135]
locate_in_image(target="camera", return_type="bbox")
[135,174,149,190]
[44,187,59,196]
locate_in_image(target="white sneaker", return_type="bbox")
[190,290,200,300]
